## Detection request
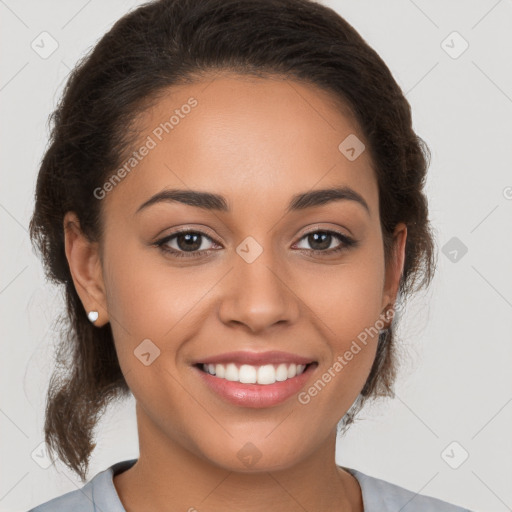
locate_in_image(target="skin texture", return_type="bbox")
[64,73,406,512]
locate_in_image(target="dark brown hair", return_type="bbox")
[29,0,436,481]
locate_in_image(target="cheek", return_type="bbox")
[103,238,201,339]
[102,242,196,403]
[302,252,386,347]
[295,245,386,404]
[293,254,386,418]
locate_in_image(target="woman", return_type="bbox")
[27,0,473,510]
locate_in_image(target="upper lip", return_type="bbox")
[194,350,316,366]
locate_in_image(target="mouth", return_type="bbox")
[194,361,318,385]
[192,356,319,408]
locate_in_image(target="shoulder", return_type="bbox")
[26,480,95,512]
[27,459,137,512]
[345,467,473,512]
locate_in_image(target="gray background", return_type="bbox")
[1,1,511,511]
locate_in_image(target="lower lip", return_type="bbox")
[194,364,317,408]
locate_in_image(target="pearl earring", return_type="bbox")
[87,311,99,323]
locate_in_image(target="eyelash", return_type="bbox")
[154,228,358,259]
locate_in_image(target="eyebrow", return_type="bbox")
[135,186,370,216]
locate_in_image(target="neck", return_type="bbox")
[113,403,363,512]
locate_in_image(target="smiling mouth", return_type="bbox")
[195,361,318,385]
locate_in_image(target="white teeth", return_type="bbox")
[275,363,289,381]
[215,364,225,378]
[239,364,257,384]
[225,363,238,381]
[287,363,297,378]
[257,364,276,385]
[201,362,308,384]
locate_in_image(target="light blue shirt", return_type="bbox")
[28,458,473,511]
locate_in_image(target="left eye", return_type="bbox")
[294,230,353,252]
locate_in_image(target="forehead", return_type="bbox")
[102,73,378,220]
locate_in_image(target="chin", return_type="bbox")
[194,436,304,473]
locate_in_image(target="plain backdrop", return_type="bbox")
[1,1,511,511]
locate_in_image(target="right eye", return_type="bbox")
[155,229,220,258]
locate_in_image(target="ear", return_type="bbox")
[63,211,109,327]
[381,222,407,326]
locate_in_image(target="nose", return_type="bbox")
[218,245,300,334]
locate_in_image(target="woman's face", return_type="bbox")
[69,73,406,471]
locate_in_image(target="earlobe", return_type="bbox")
[63,212,109,327]
[381,222,407,324]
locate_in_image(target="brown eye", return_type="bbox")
[174,232,203,252]
[156,230,218,258]
[294,230,357,255]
